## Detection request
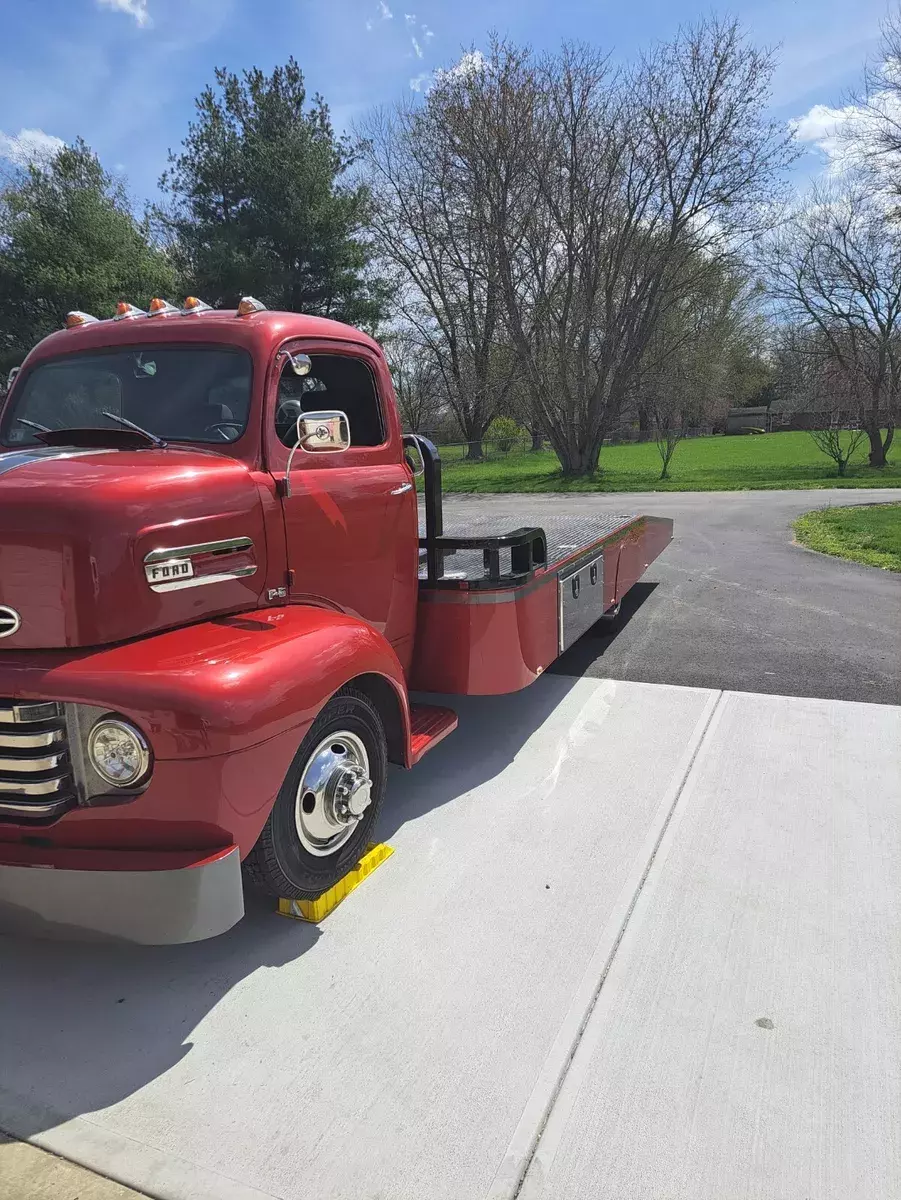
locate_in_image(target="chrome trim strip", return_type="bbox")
[0,752,66,773]
[0,775,69,796]
[0,729,63,749]
[0,797,72,819]
[148,565,257,593]
[144,536,253,564]
[143,536,257,593]
[0,703,62,724]
[0,447,109,478]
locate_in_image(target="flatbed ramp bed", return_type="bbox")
[414,502,672,693]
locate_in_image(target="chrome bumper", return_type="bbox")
[0,845,244,944]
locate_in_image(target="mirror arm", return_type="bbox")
[283,442,300,498]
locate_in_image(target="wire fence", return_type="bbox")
[428,426,719,464]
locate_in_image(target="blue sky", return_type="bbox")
[0,0,894,205]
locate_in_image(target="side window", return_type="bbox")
[274,353,385,448]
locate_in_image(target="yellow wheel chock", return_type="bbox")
[277,843,394,923]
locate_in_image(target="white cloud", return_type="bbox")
[404,12,416,25]
[434,50,486,84]
[422,24,434,40]
[365,17,373,29]
[789,103,862,173]
[0,128,65,168]
[378,1,393,18]
[409,72,432,92]
[789,58,901,179]
[411,36,423,59]
[97,0,151,27]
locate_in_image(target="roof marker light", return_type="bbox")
[237,296,267,317]
[182,296,213,314]
[115,302,147,320]
[65,311,100,329]
[148,298,180,317]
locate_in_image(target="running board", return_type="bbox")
[409,704,458,765]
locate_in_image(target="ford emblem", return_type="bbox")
[0,606,22,638]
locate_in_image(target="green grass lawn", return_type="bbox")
[437,431,901,493]
[793,504,901,571]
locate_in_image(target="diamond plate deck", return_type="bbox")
[418,511,639,582]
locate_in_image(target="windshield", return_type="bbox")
[2,346,253,447]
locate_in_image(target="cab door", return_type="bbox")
[265,340,418,672]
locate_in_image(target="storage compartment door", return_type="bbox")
[558,554,606,652]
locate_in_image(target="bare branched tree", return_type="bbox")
[359,96,519,458]
[772,324,872,475]
[422,22,793,475]
[852,10,901,197]
[639,265,748,478]
[382,327,445,432]
[767,180,900,466]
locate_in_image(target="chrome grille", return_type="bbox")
[0,701,75,820]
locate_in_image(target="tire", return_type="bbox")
[243,688,387,899]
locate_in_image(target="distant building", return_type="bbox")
[724,406,770,434]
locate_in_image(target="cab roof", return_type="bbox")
[23,309,382,368]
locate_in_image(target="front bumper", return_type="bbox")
[0,844,244,944]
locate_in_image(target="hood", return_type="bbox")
[0,445,267,650]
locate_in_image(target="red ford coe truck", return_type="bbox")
[0,297,672,943]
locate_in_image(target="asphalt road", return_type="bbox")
[441,489,901,705]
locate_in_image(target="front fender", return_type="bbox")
[0,607,411,760]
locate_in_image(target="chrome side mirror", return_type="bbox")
[288,353,312,377]
[283,410,351,498]
[296,410,350,454]
[403,433,426,478]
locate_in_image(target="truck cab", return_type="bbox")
[0,299,671,943]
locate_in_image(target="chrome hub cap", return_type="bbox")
[294,731,372,857]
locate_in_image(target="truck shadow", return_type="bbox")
[0,890,320,1144]
[0,668,587,1148]
[549,580,659,678]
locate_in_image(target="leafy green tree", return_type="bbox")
[0,139,175,372]
[159,59,388,326]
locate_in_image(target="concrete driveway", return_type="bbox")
[1,677,899,1200]
[442,488,901,704]
[1,490,899,1200]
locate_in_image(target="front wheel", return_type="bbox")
[243,688,387,899]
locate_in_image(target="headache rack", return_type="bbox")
[409,435,549,590]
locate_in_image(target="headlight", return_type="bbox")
[87,718,151,788]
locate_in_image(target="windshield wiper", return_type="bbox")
[16,417,50,433]
[102,411,167,449]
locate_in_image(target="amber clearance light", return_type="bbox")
[115,302,146,320]
[65,311,100,328]
[182,296,213,314]
[237,296,267,317]
[148,298,179,317]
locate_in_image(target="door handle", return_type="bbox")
[389,482,414,495]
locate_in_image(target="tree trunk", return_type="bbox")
[866,421,887,468]
[554,438,602,476]
[462,415,485,460]
[530,428,543,452]
[638,405,652,443]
